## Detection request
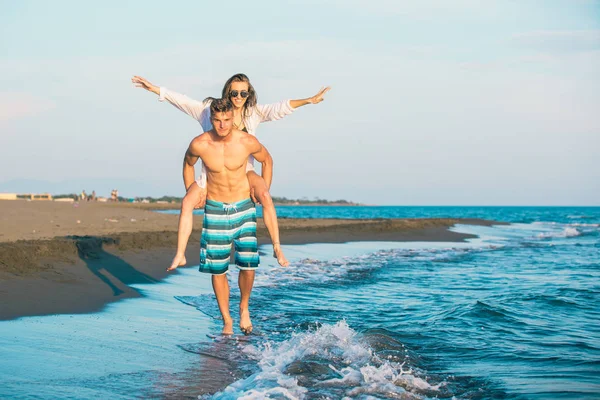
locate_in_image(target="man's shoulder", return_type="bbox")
[190,132,213,149]
[193,131,213,142]
[234,129,258,143]
[238,131,262,151]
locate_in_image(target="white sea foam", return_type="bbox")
[567,223,599,228]
[567,215,593,219]
[533,221,599,229]
[563,227,582,237]
[252,253,385,290]
[209,321,438,399]
[537,227,581,238]
[252,241,498,292]
[516,221,592,239]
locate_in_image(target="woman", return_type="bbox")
[132,74,330,271]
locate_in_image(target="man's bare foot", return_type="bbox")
[240,308,253,335]
[222,317,234,336]
[166,254,186,272]
[273,245,290,267]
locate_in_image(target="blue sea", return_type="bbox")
[1,206,599,399]
[159,205,600,224]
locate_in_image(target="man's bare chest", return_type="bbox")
[201,142,248,173]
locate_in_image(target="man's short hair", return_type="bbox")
[210,98,233,115]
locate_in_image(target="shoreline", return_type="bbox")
[0,200,506,321]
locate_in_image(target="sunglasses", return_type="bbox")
[229,90,249,98]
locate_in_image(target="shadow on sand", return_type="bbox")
[68,235,159,296]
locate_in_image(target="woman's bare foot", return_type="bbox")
[239,308,253,335]
[273,244,289,267]
[166,253,186,272]
[222,317,234,336]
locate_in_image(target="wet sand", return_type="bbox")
[0,200,503,320]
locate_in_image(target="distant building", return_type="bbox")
[0,193,52,201]
[0,193,17,200]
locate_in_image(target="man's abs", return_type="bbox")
[205,170,251,203]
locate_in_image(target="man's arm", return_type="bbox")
[249,139,273,190]
[183,139,202,190]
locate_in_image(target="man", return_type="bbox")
[168,98,281,335]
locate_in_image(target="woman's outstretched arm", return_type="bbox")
[256,86,331,123]
[289,86,331,109]
[132,75,207,121]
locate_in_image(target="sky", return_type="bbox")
[1,0,599,205]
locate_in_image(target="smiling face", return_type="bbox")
[229,81,250,109]
[220,74,257,113]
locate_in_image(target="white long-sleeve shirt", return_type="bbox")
[159,87,295,187]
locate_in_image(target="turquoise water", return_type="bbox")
[160,205,600,224]
[1,207,599,398]
[178,207,600,399]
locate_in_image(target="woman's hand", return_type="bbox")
[131,76,160,95]
[308,86,331,104]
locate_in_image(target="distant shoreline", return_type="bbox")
[125,201,366,210]
[4,192,364,208]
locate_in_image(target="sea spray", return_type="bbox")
[208,321,441,399]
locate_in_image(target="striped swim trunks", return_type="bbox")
[199,198,259,275]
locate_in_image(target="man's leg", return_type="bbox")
[238,270,255,335]
[247,172,289,267]
[200,199,235,334]
[231,198,261,335]
[212,274,234,335]
[167,183,207,271]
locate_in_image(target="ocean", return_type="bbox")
[159,205,600,224]
[1,206,599,399]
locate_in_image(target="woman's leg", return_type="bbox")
[247,171,289,268]
[167,182,207,271]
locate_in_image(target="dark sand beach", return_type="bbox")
[0,200,500,320]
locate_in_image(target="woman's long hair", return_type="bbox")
[204,73,258,122]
